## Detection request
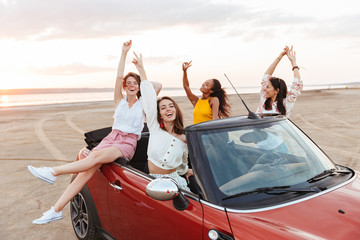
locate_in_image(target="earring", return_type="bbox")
[160,118,164,128]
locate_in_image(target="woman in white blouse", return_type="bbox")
[27,40,161,225]
[256,46,303,117]
[132,52,193,191]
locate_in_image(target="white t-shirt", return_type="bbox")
[112,96,144,139]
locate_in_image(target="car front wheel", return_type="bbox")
[70,185,99,240]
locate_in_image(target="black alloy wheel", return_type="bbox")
[70,186,99,240]
[71,192,89,238]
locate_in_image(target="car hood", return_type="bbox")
[226,174,360,240]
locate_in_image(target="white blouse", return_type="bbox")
[256,74,303,117]
[112,96,144,139]
[140,80,188,175]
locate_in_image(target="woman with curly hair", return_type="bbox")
[182,61,231,124]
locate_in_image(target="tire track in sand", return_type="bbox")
[34,114,67,160]
[296,114,359,143]
[35,107,127,160]
[64,108,113,134]
[322,113,357,128]
[65,114,85,135]
[296,114,360,168]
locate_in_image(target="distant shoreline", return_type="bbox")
[1,87,359,110]
[1,82,359,95]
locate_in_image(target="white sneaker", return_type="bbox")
[32,207,63,224]
[28,166,57,184]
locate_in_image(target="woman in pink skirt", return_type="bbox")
[27,40,162,224]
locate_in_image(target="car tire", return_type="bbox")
[70,185,100,240]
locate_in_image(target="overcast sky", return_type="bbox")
[1,0,359,90]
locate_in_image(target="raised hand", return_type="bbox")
[122,40,132,53]
[132,52,147,80]
[280,46,289,57]
[132,52,143,69]
[286,45,297,65]
[182,61,192,72]
[265,46,289,75]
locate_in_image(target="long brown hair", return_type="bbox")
[157,96,184,134]
[210,79,231,118]
[123,72,141,98]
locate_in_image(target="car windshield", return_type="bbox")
[200,120,336,197]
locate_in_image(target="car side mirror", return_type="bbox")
[146,178,189,211]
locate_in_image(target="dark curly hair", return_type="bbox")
[123,72,141,98]
[264,77,287,115]
[210,79,231,118]
[156,96,184,134]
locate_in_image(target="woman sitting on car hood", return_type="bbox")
[27,40,161,225]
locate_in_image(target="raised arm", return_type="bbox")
[182,61,199,106]
[284,46,302,117]
[286,45,301,80]
[133,52,159,132]
[264,46,289,75]
[114,40,132,107]
[152,81,162,96]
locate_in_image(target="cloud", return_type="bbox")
[29,55,180,77]
[0,0,252,40]
[303,14,360,39]
[31,63,113,75]
[1,0,359,44]
[145,55,179,64]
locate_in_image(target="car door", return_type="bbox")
[101,163,203,240]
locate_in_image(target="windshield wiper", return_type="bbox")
[306,168,352,183]
[222,185,319,200]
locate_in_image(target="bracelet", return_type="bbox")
[292,66,299,71]
[276,57,281,61]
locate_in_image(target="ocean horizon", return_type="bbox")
[1,82,359,108]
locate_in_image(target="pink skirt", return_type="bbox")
[93,129,138,159]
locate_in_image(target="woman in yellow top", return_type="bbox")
[182,61,230,124]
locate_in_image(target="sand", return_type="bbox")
[1,88,360,239]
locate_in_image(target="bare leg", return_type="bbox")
[53,164,101,212]
[52,146,123,176]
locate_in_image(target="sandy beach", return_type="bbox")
[1,88,360,239]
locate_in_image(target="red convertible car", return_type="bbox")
[70,115,360,240]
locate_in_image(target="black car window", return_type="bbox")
[200,120,337,197]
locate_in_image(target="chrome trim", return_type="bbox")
[226,174,356,213]
[183,192,200,201]
[112,162,154,181]
[200,200,226,211]
[109,182,123,190]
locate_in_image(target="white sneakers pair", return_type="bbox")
[28,165,61,224]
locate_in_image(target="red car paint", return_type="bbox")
[227,175,360,239]
[71,116,360,240]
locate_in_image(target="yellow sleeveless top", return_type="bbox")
[193,98,213,124]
